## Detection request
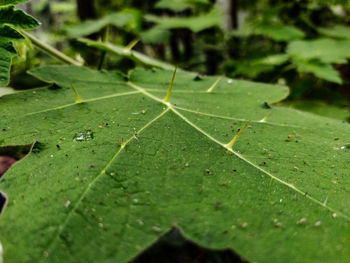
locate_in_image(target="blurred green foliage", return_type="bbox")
[3,0,350,120]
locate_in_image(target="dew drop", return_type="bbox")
[0,241,3,263]
[273,218,283,228]
[74,130,94,141]
[297,217,307,225]
[152,226,161,232]
[65,200,71,208]
[240,222,248,229]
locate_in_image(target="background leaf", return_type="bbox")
[318,25,350,40]
[287,39,350,64]
[79,38,175,70]
[0,5,39,29]
[0,5,38,86]
[0,0,28,6]
[144,7,222,33]
[66,9,141,38]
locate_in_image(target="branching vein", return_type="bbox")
[43,107,170,258]
[127,81,350,222]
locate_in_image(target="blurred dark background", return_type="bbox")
[6,0,349,123]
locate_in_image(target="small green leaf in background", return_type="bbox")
[318,25,350,39]
[0,5,39,29]
[1,66,350,263]
[287,38,350,83]
[293,59,343,84]
[140,27,171,44]
[66,9,141,38]
[0,0,28,6]
[281,100,350,122]
[155,0,212,12]
[79,38,174,70]
[144,7,222,33]
[254,23,305,42]
[287,38,350,64]
[232,22,305,42]
[0,2,39,86]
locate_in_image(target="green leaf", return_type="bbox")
[227,54,289,78]
[254,54,289,66]
[0,40,17,86]
[287,38,350,64]
[1,65,350,263]
[66,9,141,38]
[228,59,275,78]
[254,23,305,41]
[318,25,350,40]
[232,22,305,42]
[0,25,23,40]
[293,59,343,84]
[154,0,212,12]
[140,27,171,44]
[0,5,38,86]
[281,100,350,122]
[144,7,222,32]
[79,38,174,70]
[0,25,24,85]
[0,0,28,6]
[0,5,39,29]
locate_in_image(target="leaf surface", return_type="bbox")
[0,66,350,263]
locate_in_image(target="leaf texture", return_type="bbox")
[0,66,350,263]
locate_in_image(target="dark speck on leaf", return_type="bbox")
[262,102,271,109]
[32,142,46,153]
[194,75,203,81]
[0,192,7,214]
[48,83,61,90]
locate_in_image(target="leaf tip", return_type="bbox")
[225,121,251,149]
[70,85,83,104]
[164,66,178,103]
[207,76,222,93]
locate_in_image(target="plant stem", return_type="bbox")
[20,30,82,66]
[97,25,110,70]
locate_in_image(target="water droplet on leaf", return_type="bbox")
[74,130,94,141]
